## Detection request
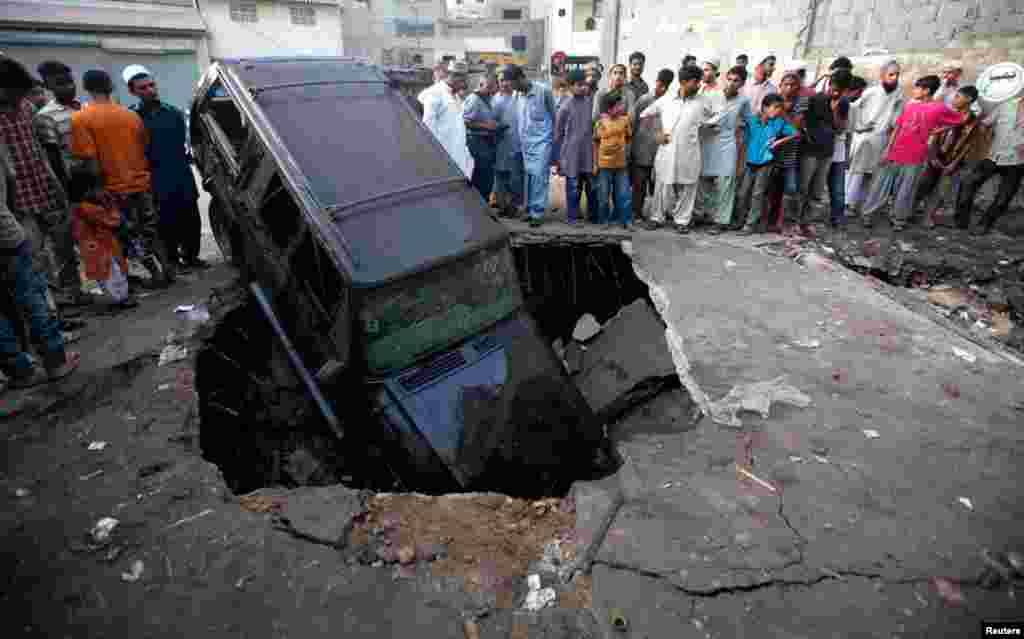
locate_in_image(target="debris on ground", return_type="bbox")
[158,344,189,366]
[349,493,587,609]
[863,429,881,439]
[524,573,557,611]
[951,347,977,364]
[736,464,778,493]
[928,287,972,309]
[121,559,144,582]
[709,375,812,428]
[575,299,677,421]
[572,313,602,342]
[957,497,974,511]
[238,494,285,513]
[609,608,630,633]
[164,508,214,530]
[91,517,119,543]
[14,487,30,498]
[87,441,108,451]
[942,383,961,399]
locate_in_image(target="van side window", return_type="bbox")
[202,79,249,165]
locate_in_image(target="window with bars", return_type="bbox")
[229,0,258,23]
[290,4,317,25]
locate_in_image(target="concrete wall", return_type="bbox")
[199,0,343,58]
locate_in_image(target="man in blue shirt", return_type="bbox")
[736,93,799,233]
[507,65,557,227]
[124,65,206,270]
[463,74,500,201]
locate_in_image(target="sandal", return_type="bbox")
[47,352,81,382]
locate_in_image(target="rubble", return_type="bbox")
[708,376,813,428]
[574,299,678,421]
[572,314,602,342]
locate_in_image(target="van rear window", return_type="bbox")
[360,244,522,373]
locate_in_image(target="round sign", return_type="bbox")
[976,62,1024,104]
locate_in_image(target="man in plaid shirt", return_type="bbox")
[34,60,87,305]
[0,54,81,388]
[0,65,65,291]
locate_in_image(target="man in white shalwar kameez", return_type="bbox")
[845,60,906,216]
[417,62,448,109]
[638,65,718,232]
[422,61,473,178]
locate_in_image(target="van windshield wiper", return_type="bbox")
[326,176,468,221]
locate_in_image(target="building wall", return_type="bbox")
[197,0,343,59]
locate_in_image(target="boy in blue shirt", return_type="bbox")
[736,94,799,233]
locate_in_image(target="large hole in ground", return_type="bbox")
[197,242,680,498]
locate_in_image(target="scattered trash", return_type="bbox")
[91,517,119,543]
[831,368,848,384]
[928,287,970,308]
[736,464,777,493]
[709,376,813,428]
[164,508,214,531]
[863,429,881,439]
[523,586,556,611]
[1006,551,1024,575]
[788,455,804,463]
[862,239,882,257]
[609,607,629,632]
[724,260,737,269]
[982,550,1014,581]
[896,241,915,252]
[87,441,108,451]
[174,304,195,313]
[238,494,284,513]
[999,259,1011,266]
[813,455,830,464]
[398,546,416,565]
[463,618,481,639]
[951,347,976,364]
[572,313,602,342]
[79,469,104,481]
[158,344,189,366]
[957,497,973,511]
[157,383,172,391]
[991,312,1013,338]
[914,592,928,607]
[121,559,144,582]
[793,338,821,349]
[941,383,961,400]
[527,574,541,591]
[14,487,30,498]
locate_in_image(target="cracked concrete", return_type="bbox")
[573,231,1024,637]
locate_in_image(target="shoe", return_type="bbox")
[739,225,757,235]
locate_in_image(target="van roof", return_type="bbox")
[214,57,508,287]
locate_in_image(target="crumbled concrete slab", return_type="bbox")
[245,485,365,545]
[574,299,677,421]
[572,313,602,342]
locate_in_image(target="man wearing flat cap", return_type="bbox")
[422,60,473,178]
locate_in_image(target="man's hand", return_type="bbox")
[656,132,671,145]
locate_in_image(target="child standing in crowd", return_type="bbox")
[737,94,799,233]
[554,70,595,225]
[776,71,808,231]
[68,168,134,308]
[860,75,964,231]
[915,85,982,227]
[593,92,634,229]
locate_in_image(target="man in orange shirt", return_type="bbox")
[71,69,173,286]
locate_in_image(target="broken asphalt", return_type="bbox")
[3,214,1023,638]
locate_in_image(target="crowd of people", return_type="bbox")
[418,53,1023,236]
[0,54,203,393]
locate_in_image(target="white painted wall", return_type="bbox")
[197,0,343,59]
[546,0,600,57]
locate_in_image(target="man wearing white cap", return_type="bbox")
[422,60,473,178]
[935,61,964,108]
[846,59,906,220]
[124,65,205,270]
[699,58,722,96]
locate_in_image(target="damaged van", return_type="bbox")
[190,58,607,493]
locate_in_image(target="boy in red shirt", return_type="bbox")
[861,75,964,231]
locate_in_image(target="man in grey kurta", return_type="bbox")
[553,70,595,224]
[698,66,752,230]
[846,60,905,215]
